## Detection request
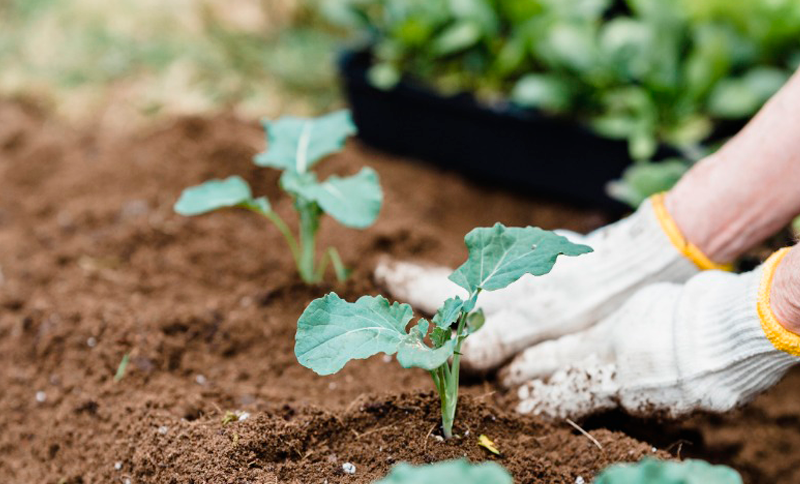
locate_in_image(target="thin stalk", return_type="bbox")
[430,310,470,440]
[315,247,350,282]
[264,211,300,265]
[441,312,469,439]
[297,203,321,284]
[429,369,442,393]
[241,204,301,268]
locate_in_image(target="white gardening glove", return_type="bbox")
[375,195,720,371]
[507,249,800,419]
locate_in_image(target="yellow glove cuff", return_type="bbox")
[650,193,734,272]
[758,248,800,357]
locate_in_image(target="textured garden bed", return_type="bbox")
[0,101,798,483]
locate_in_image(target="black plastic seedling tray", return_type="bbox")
[338,49,679,211]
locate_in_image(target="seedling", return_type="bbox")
[295,224,591,438]
[595,458,742,484]
[174,110,382,284]
[377,459,512,484]
[114,353,130,382]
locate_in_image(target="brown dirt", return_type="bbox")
[0,99,796,483]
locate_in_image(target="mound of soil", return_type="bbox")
[0,100,797,483]
[126,392,665,483]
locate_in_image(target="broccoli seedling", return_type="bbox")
[595,458,743,484]
[377,459,512,484]
[174,110,382,284]
[295,224,591,438]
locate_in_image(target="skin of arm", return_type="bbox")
[665,68,800,333]
[666,68,800,263]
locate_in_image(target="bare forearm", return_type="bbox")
[666,69,800,263]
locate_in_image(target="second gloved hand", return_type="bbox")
[506,249,799,419]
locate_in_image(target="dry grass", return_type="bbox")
[0,0,344,127]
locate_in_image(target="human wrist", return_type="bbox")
[771,247,800,335]
[665,150,800,264]
[663,155,745,264]
[651,193,732,271]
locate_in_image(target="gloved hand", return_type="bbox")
[506,249,800,419]
[375,195,721,371]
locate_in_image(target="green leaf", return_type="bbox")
[431,326,452,348]
[449,224,592,293]
[629,128,657,161]
[174,176,266,216]
[254,110,356,173]
[510,74,572,112]
[281,167,382,229]
[376,459,513,484]
[368,63,401,90]
[467,308,486,333]
[607,159,688,208]
[295,294,456,375]
[599,18,654,80]
[248,197,272,214]
[432,297,465,329]
[595,458,742,484]
[538,22,597,72]
[397,319,457,369]
[432,21,482,56]
[707,68,789,119]
[114,353,130,382]
[448,0,499,34]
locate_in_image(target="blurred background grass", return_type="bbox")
[1,0,797,205]
[0,0,346,127]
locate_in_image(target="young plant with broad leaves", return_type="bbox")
[596,458,742,484]
[377,459,512,484]
[174,110,382,284]
[295,223,591,438]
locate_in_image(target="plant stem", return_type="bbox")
[434,311,469,439]
[297,202,321,284]
[315,247,350,282]
[264,211,300,265]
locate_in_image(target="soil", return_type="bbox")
[0,100,797,483]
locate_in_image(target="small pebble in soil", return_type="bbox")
[327,454,338,464]
[237,411,250,421]
[195,374,207,385]
[114,462,123,471]
[120,199,149,219]
[86,337,97,348]
[342,463,356,475]
[651,447,657,453]
[35,391,46,403]
[434,435,444,442]
[382,354,393,363]
[123,478,132,484]
[158,426,169,435]
[328,382,337,390]
[57,211,74,229]
[575,477,585,484]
